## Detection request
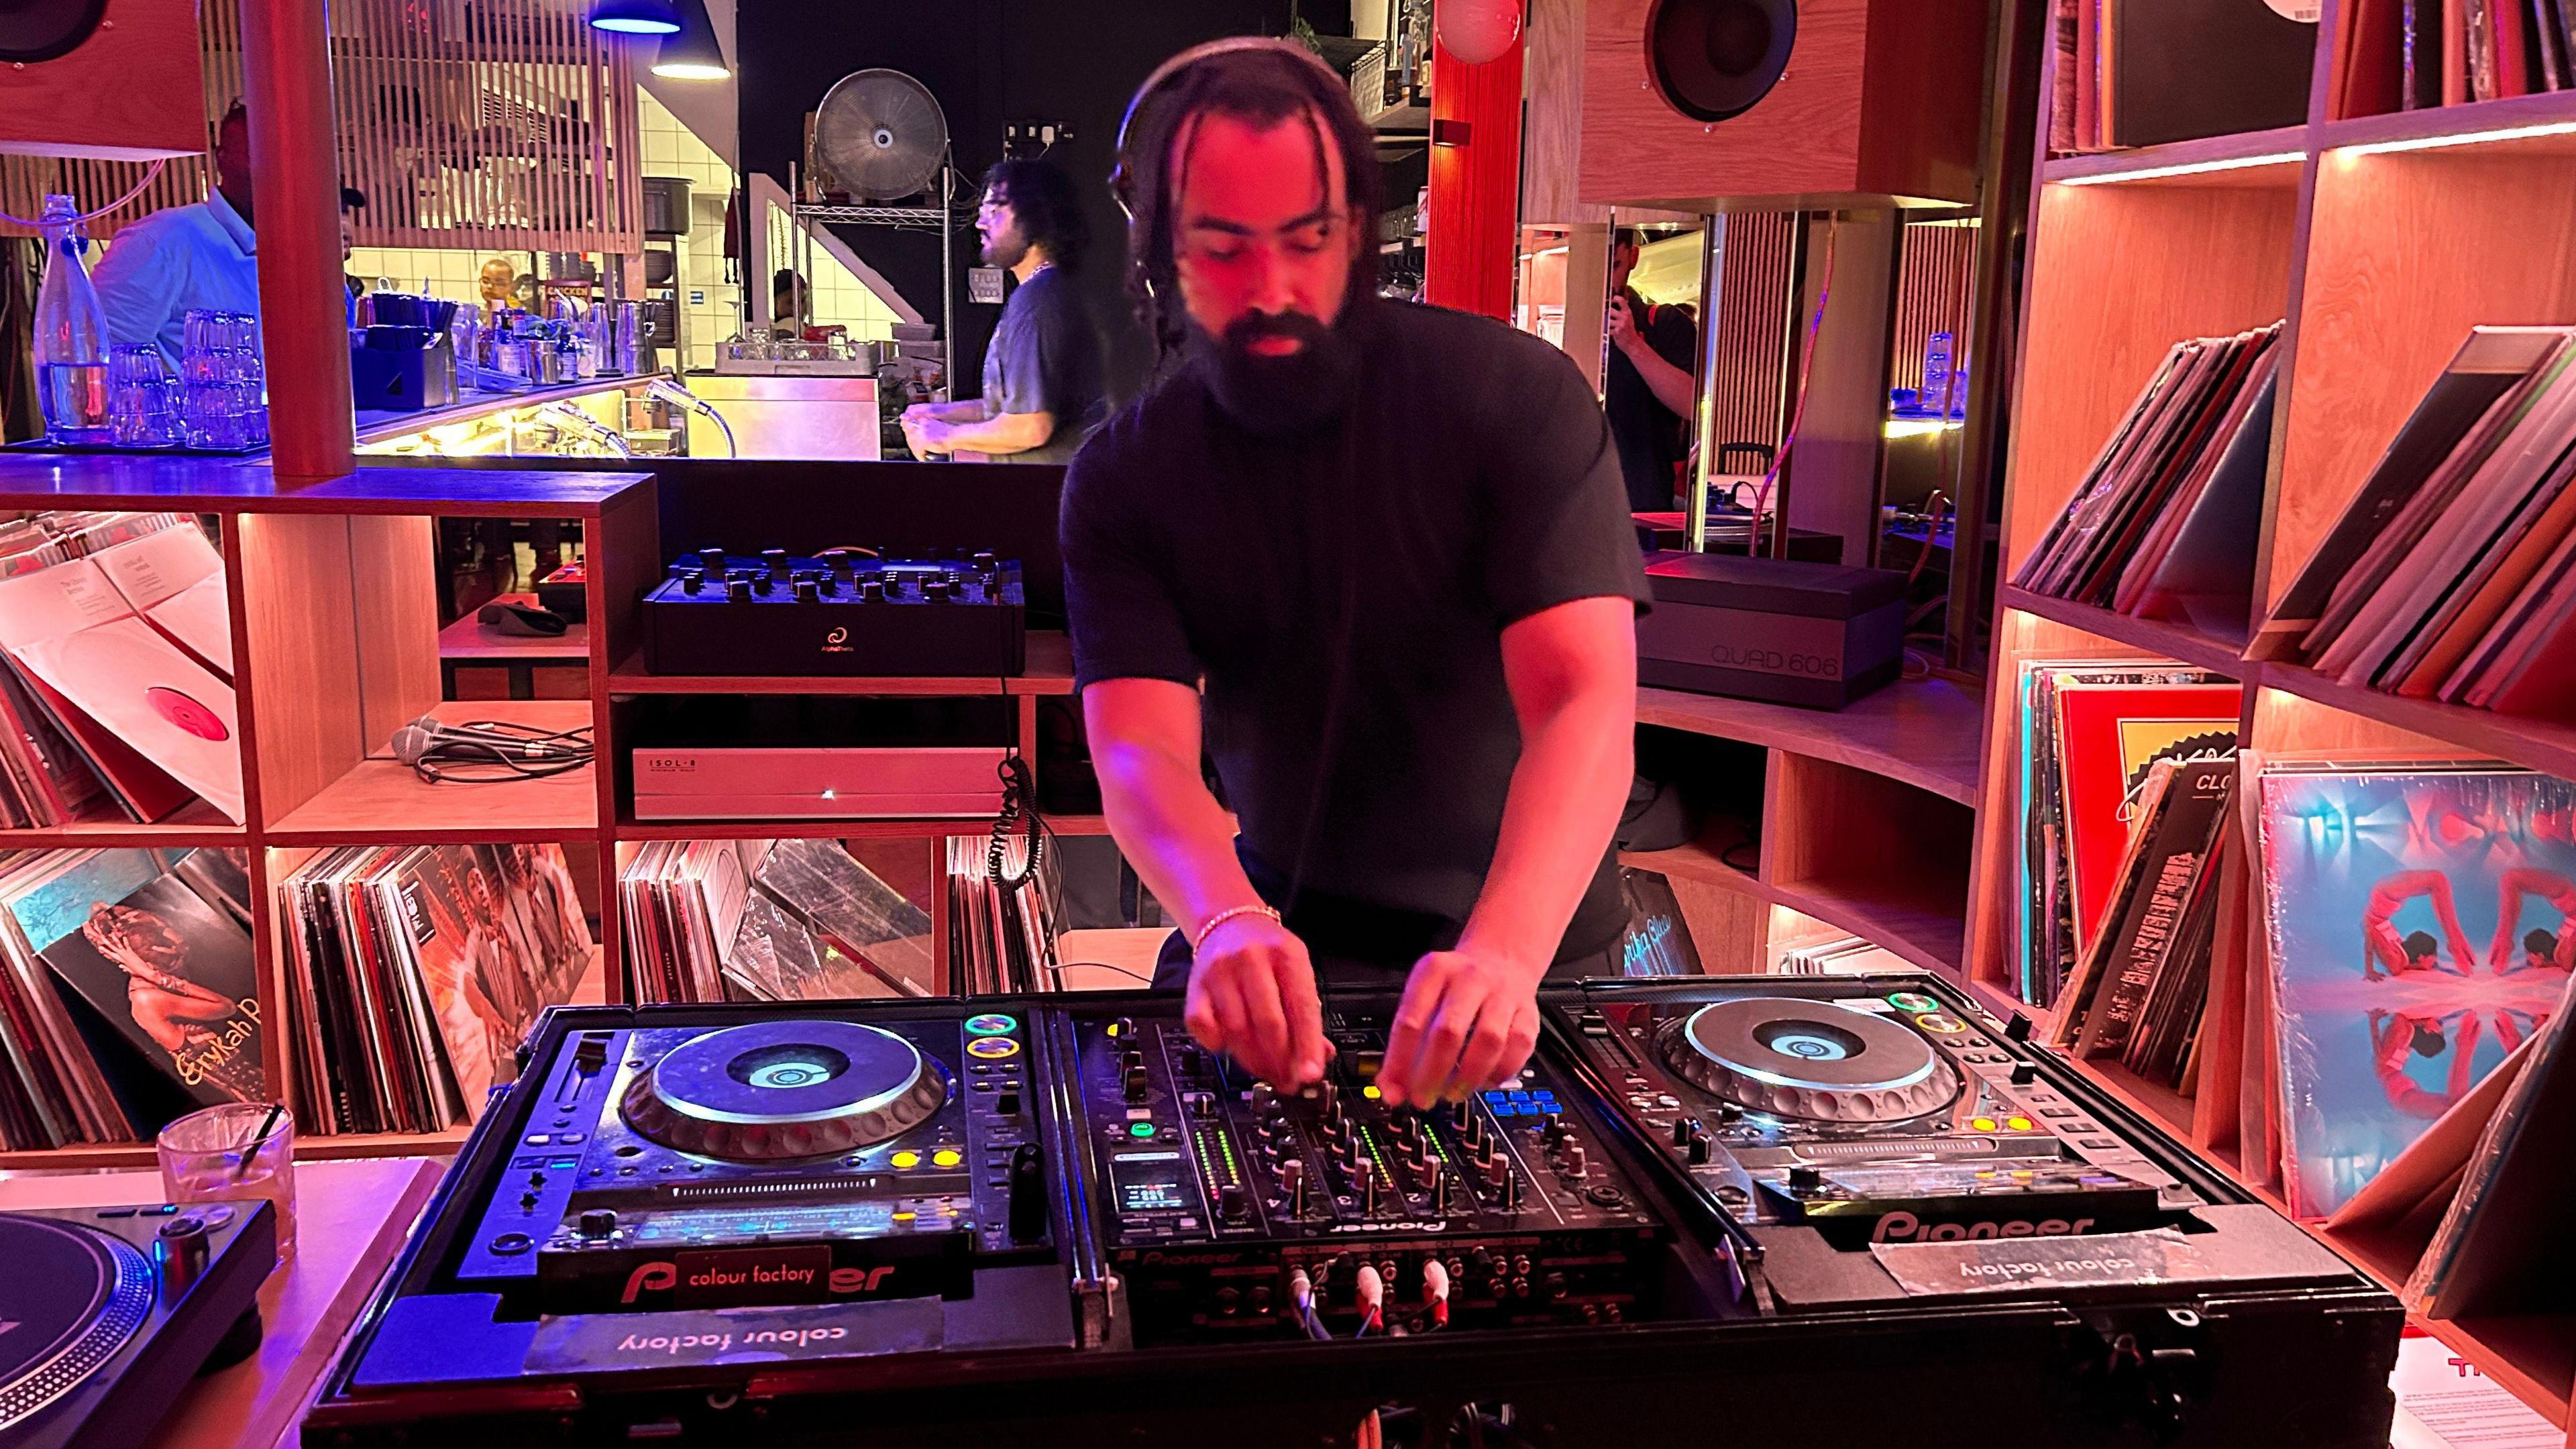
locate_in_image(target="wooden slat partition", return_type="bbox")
[3,0,640,252]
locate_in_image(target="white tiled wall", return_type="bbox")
[345,92,905,374]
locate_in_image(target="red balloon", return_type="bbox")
[1437,0,1523,64]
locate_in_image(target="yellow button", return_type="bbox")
[892,1210,916,1222]
[1969,1116,1998,1132]
[1361,1085,1381,1100]
[890,1150,921,1169]
[2004,1116,2034,1132]
[932,1148,963,1168]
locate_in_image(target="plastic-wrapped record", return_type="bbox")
[621,1020,949,1161]
[0,1215,154,1432]
[1666,999,1958,1124]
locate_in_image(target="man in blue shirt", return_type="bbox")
[900,157,1106,465]
[92,104,368,368]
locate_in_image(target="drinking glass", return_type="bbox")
[107,345,183,448]
[180,310,266,449]
[157,1102,297,1260]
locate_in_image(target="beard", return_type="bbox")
[981,227,1028,270]
[1193,307,1361,437]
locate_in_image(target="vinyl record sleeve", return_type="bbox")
[30,867,261,1111]
[2054,682,2243,950]
[2259,767,2576,1219]
[11,619,242,823]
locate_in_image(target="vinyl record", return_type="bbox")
[1646,0,1799,123]
[13,619,243,823]
[0,0,109,64]
[0,1214,152,1432]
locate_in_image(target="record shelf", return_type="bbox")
[0,454,1090,1175]
[1970,0,2576,1424]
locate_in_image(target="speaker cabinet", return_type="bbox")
[1581,0,1986,211]
[0,0,207,160]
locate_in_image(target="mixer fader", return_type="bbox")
[1069,1000,1670,1344]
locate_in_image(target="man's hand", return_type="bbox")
[1377,947,1544,1108]
[901,415,947,458]
[1183,914,1330,1089]
[1607,294,1640,355]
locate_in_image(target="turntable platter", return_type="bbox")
[1667,999,1957,1124]
[0,1215,155,1432]
[620,1019,951,1161]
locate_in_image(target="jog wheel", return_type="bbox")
[0,1216,154,1433]
[1666,998,1957,1124]
[621,1020,950,1161]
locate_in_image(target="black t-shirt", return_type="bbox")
[1061,300,1650,969]
[1603,290,1699,513]
[982,266,1106,465]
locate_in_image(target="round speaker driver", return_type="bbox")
[1646,0,1799,123]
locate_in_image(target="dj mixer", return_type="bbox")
[1063,1000,1668,1341]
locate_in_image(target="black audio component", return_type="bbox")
[642,549,1025,678]
[310,989,2405,1449]
[1550,977,2402,1318]
[451,1011,1051,1316]
[3,1200,275,1449]
[1063,998,1671,1343]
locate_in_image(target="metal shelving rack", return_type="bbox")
[789,162,962,394]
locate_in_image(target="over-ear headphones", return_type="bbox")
[1110,36,1348,223]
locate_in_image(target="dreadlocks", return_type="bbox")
[1112,42,1383,359]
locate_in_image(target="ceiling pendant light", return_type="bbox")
[649,0,729,79]
[589,0,681,36]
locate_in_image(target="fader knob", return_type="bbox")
[2010,1062,2038,1086]
[1558,1144,1587,1178]
[579,1209,619,1238]
[1122,1065,1149,1102]
[1318,1081,1339,1114]
[1684,1130,1711,1165]
[1282,1159,1309,1215]
[1355,1161,1379,1214]
[1787,1165,1823,1193]
[1430,1171,1455,1216]
[1671,1120,1694,1148]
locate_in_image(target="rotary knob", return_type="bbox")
[1220,1183,1250,1223]
[695,545,725,572]
[761,547,789,578]
[727,577,751,602]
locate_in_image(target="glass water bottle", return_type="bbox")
[34,194,113,447]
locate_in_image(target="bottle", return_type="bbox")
[34,194,113,447]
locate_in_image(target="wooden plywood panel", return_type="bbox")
[0,0,205,162]
[347,514,441,759]
[2003,182,2298,572]
[1668,874,1768,972]
[1522,0,1603,225]
[1582,0,1868,207]
[1578,0,1981,209]
[2275,150,2576,604]
[239,513,366,826]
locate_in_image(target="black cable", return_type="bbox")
[405,722,594,784]
[989,753,1046,893]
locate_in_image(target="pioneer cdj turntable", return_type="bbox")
[3,1200,274,1449]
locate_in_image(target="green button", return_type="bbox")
[965,1013,1018,1036]
[1886,992,1940,1014]
[1129,1122,1157,1138]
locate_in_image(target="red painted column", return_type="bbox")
[1425,31,1525,320]
[239,0,354,484]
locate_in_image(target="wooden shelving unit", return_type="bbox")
[1624,676,1982,977]
[1976,5,2576,1423]
[0,457,1083,1173]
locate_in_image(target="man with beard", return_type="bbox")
[902,156,1106,464]
[1061,41,1644,1106]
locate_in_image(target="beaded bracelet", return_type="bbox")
[1191,902,1283,951]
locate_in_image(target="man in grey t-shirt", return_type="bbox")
[901,158,1106,465]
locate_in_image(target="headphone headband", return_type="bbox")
[1114,37,1346,154]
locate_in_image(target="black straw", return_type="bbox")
[231,1103,284,1181]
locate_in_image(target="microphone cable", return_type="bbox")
[397,718,595,784]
